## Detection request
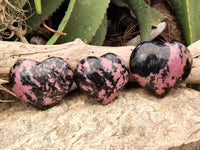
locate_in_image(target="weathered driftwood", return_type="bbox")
[0,38,135,82]
[0,38,200,84]
[186,41,200,84]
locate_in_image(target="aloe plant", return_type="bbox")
[26,0,164,45]
[54,0,110,45]
[26,0,65,33]
[113,0,165,42]
[122,0,152,42]
[170,0,200,46]
[47,0,110,45]
[46,0,76,44]
[89,15,108,45]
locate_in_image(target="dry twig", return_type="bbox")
[0,38,199,98]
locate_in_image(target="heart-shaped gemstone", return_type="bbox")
[74,53,129,104]
[9,57,74,109]
[130,42,193,97]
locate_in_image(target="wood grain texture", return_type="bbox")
[0,39,199,83]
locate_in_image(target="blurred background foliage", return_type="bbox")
[2,0,200,45]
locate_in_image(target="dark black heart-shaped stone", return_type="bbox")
[9,57,74,109]
[74,53,129,104]
[129,42,192,97]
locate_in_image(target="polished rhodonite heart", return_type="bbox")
[9,57,74,109]
[74,53,129,104]
[129,42,193,97]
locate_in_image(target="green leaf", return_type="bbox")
[56,0,110,44]
[111,0,129,8]
[170,0,200,46]
[89,15,107,45]
[26,0,65,33]
[121,0,164,42]
[113,0,164,27]
[18,0,28,7]
[150,7,165,27]
[34,0,42,14]
[46,0,76,45]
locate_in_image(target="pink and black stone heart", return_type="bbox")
[74,53,129,105]
[9,57,74,109]
[130,42,193,97]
